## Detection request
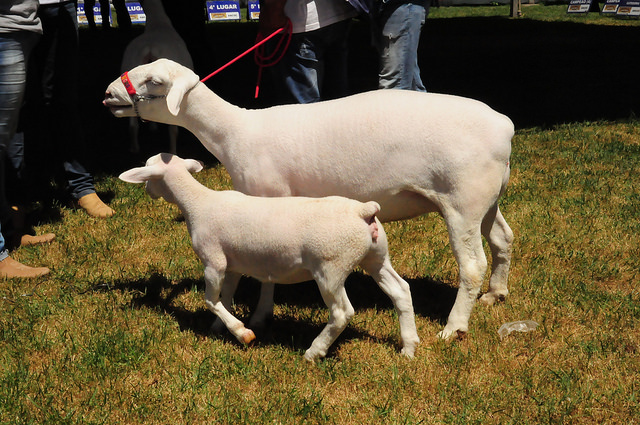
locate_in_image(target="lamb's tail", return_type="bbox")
[360,201,381,242]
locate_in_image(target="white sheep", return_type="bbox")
[104,58,515,340]
[119,153,420,361]
[120,0,193,153]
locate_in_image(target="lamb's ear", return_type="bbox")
[184,159,204,174]
[166,71,200,116]
[119,165,161,183]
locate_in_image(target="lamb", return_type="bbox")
[120,0,193,153]
[119,153,420,361]
[104,58,515,340]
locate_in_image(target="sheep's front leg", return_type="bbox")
[305,280,354,362]
[438,216,487,340]
[204,268,255,345]
[128,117,140,153]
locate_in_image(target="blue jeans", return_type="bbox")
[275,20,352,104]
[378,3,427,92]
[0,31,40,260]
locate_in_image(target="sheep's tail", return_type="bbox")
[360,201,381,242]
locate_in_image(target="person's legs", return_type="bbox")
[378,3,427,91]
[280,32,322,104]
[35,1,114,217]
[0,33,51,278]
[320,20,352,100]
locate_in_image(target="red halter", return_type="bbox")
[121,72,138,97]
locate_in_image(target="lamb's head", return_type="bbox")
[104,58,200,122]
[119,153,204,202]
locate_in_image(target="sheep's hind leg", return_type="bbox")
[360,221,419,357]
[479,205,513,305]
[304,275,354,362]
[204,268,255,345]
[438,212,487,340]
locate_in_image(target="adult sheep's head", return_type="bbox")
[103,58,200,122]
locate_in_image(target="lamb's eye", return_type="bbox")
[148,78,163,86]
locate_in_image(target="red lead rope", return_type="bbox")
[200,20,292,99]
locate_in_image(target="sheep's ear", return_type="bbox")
[166,71,200,116]
[184,159,204,174]
[119,166,159,183]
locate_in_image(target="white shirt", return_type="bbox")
[285,0,357,33]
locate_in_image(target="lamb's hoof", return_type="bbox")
[478,291,508,306]
[241,329,256,345]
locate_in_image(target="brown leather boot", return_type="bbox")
[19,233,56,247]
[0,256,50,278]
[77,193,115,218]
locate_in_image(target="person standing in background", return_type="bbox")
[0,0,54,278]
[376,0,430,91]
[21,0,116,218]
[259,0,358,104]
[85,0,132,32]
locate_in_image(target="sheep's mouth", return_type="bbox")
[104,100,134,116]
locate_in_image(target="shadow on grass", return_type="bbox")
[100,270,457,356]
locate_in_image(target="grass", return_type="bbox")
[2,4,640,425]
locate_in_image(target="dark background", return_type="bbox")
[76,12,640,173]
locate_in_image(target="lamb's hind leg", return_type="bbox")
[438,212,488,340]
[204,268,255,345]
[248,282,275,331]
[479,205,513,305]
[304,271,354,362]
[360,220,419,357]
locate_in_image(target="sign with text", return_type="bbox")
[601,0,621,13]
[77,2,111,26]
[617,0,640,16]
[126,2,146,24]
[206,1,241,21]
[567,0,593,13]
[248,0,260,20]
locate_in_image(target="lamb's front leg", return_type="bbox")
[204,268,255,345]
[210,272,242,334]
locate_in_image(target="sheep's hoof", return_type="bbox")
[478,291,508,306]
[400,346,416,359]
[241,329,256,345]
[437,328,467,341]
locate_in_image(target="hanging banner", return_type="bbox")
[567,0,593,13]
[126,2,146,24]
[77,2,111,26]
[602,0,620,13]
[206,1,241,21]
[248,0,260,20]
[617,0,640,16]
